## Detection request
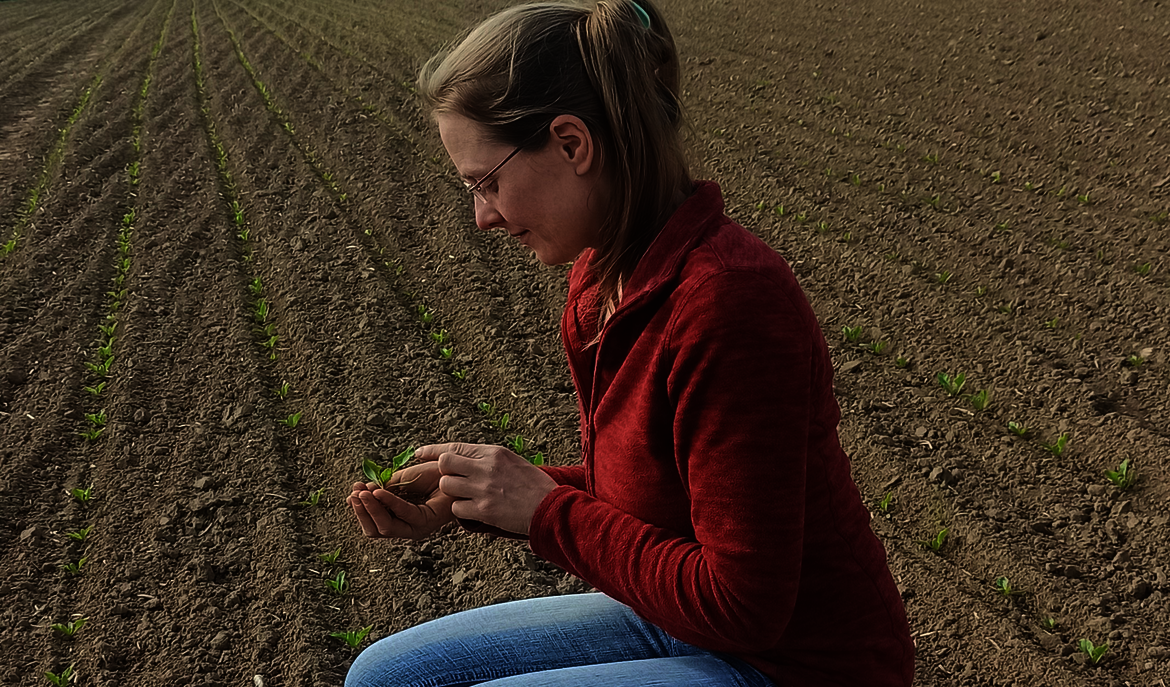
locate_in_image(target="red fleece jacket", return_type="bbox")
[529,182,914,686]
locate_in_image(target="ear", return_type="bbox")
[547,115,596,177]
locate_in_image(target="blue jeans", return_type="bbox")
[345,593,777,687]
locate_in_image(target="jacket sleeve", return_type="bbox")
[540,465,587,490]
[529,268,816,652]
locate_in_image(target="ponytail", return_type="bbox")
[419,0,692,330]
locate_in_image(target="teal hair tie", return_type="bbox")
[631,1,651,28]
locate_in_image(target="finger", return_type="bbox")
[438,473,477,500]
[349,495,381,537]
[358,491,409,537]
[416,442,496,461]
[352,482,370,493]
[437,451,478,476]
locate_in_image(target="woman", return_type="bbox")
[347,1,914,685]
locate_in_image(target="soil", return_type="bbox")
[1,0,1168,685]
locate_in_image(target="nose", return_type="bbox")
[474,197,504,231]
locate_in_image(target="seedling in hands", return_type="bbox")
[65,526,93,542]
[1007,421,1028,437]
[59,557,87,576]
[325,570,347,595]
[361,447,415,489]
[967,389,992,412]
[319,547,341,565]
[71,485,93,504]
[936,372,966,397]
[1043,433,1070,456]
[329,625,372,648]
[51,617,88,638]
[841,325,864,343]
[922,528,948,552]
[1078,639,1108,665]
[44,665,74,687]
[299,487,324,507]
[993,576,1015,597]
[280,411,303,428]
[1105,459,1135,490]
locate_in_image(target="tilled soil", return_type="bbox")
[0,0,1167,685]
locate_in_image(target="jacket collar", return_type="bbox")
[598,180,726,317]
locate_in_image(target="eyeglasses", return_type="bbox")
[463,144,525,203]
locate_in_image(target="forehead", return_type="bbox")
[436,114,503,178]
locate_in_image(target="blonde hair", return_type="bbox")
[419,0,692,329]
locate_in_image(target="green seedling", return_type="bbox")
[934,271,952,285]
[922,528,948,552]
[127,161,141,185]
[1133,262,1152,277]
[1076,192,1092,205]
[417,305,433,324]
[329,625,372,648]
[78,427,104,441]
[71,485,93,503]
[85,410,107,427]
[494,413,510,431]
[990,171,1002,184]
[361,447,415,489]
[936,372,966,397]
[477,401,494,415]
[1023,181,1036,191]
[975,286,988,297]
[1007,421,1028,437]
[275,381,290,399]
[452,369,467,381]
[878,491,894,513]
[65,526,93,542]
[254,299,270,323]
[993,576,1014,597]
[98,323,116,337]
[1104,459,1135,490]
[773,204,787,216]
[865,340,887,355]
[299,487,324,507]
[795,212,809,223]
[319,547,341,565]
[997,301,1016,315]
[262,334,279,350]
[439,346,454,359]
[237,228,249,242]
[280,411,303,428]
[1055,184,1067,197]
[1,238,16,255]
[967,389,992,412]
[841,325,864,343]
[528,452,545,467]
[507,435,526,454]
[1078,639,1108,665]
[1045,317,1060,329]
[51,617,88,637]
[895,355,911,369]
[249,277,263,296]
[816,220,830,234]
[922,153,940,164]
[44,665,74,687]
[1041,617,1058,631]
[325,570,348,595]
[849,173,861,186]
[430,329,448,344]
[1043,433,1070,456]
[1049,237,1070,250]
[85,358,114,376]
[83,382,107,396]
[1125,354,1144,367]
[59,557,87,576]
[994,220,1011,233]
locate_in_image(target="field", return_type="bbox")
[1,0,1168,684]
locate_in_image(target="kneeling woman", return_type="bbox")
[347,1,914,685]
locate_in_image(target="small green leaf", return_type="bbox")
[361,459,384,486]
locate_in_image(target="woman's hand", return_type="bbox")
[347,461,455,540]
[418,442,558,536]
